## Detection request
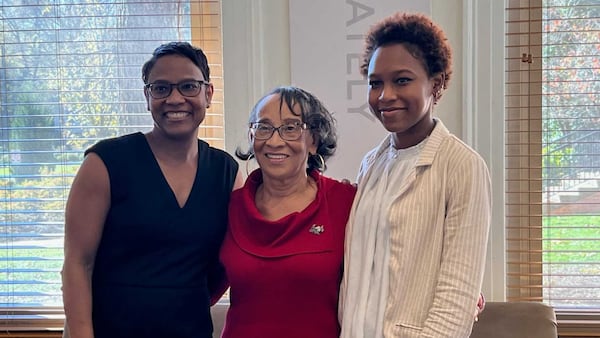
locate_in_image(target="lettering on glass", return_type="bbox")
[345,0,375,121]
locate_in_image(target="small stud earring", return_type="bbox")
[433,88,442,104]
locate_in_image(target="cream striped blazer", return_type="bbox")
[340,120,491,338]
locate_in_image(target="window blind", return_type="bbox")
[505,0,600,335]
[0,0,224,331]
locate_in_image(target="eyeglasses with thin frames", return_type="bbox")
[145,80,209,99]
[250,121,308,141]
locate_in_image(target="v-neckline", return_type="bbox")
[139,132,199,209]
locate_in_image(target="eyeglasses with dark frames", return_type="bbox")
[145,80,209,99]
[250,121,308,141]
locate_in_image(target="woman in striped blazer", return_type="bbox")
[339,12,492,338]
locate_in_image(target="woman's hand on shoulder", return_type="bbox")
[341,178,357,188]
[474,292,485,322]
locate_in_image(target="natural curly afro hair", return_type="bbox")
[360,12,452,91]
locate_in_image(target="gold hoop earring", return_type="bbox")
[311,153,325,172]
[317,154,325,171]
[245,153,255,176]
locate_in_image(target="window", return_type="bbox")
[505,0,600,335]
[0,0,224,331]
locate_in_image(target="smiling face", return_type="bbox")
[252,93,317,182]
[367,43,442,148]
[144,54,213,140]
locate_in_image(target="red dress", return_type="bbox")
[219,169,356,338]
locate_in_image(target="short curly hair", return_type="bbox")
[236,86,337,173]
[360,12,452,91]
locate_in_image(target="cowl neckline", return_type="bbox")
[228,169,334,258]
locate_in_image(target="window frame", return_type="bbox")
[465,0,599,335]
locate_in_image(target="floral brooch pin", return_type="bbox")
[309,224,325,235]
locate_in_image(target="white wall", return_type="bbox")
[222,0,505,301]
[222,0,292,160]
[288,0,431,180]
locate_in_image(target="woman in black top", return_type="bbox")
[61,42,243,338]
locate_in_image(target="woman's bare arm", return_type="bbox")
[61,153,110,338]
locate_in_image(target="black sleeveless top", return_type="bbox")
[87,132,238,338]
